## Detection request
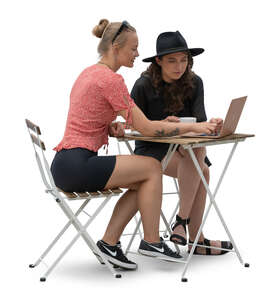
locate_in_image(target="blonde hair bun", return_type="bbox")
[92,19,109,38]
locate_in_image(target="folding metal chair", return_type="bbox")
[25,119,125,281]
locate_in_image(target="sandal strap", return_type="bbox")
[189,238,232,255]
[170,234,187,246]
[188,239,203,255]
[176,215,190,225]
[203,238,211,255]
[171,215,190,231]
[189,238,211,255]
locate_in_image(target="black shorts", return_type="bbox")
[134,142,169,162]
[50,148,116,192]
[134,141,211,166]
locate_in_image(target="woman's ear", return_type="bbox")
[155,57,162,66]
[112,42,120,55]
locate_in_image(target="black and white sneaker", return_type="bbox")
[93,241,121,266]
[138,237,183,260]
[95,240,137,270]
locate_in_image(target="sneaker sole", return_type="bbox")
[94,251,137,270]
[138,249,183,260]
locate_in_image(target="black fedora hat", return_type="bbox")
[143,31,204,62]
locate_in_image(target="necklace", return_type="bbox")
[97,61,113,70]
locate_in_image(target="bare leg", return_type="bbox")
[188,166,209,241]
[101,155,163,245]
[188,167,227,254]
[164,147,207,217]
[164,148,230,253]
[163,147,206,242]
[102,189,138,245]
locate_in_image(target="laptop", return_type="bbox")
[181,96,247,139]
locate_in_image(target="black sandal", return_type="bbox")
[188,238,233,255]
[170,215,190,246]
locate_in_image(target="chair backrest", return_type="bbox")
[25,119,57,194]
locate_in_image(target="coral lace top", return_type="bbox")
[54,64,136,152]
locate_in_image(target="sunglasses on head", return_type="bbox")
[112,21,130,44]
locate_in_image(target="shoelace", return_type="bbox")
[115,247,133,262]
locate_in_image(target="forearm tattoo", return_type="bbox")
[154,128,180,137]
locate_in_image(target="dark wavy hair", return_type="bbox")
[142,52,196,114]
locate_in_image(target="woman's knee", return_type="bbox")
[194,147,206,159]
[149,157,162,173]
[178,146,206,162]
[126,155,162,180]
[140,156,162,180]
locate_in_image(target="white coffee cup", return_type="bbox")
[179,117,197,123]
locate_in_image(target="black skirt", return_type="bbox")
[51,147,116,192]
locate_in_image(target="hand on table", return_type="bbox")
[192,122,218,135]
[108,122,125,137]
[210,118,223,134]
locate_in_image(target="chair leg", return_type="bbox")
[29,199,90,268]
[125,217,142,256]
[134,215,143,239]
[162,146,180,239]
[160,210,181,253]
[35,195,122,281]
[58,196,122,278]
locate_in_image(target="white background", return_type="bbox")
[1,0,275,298]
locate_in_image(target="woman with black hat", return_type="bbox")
[131,31,233,255]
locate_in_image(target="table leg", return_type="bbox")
[181,142,248,281]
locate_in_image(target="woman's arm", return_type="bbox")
[128,75,216,136]
[118,105,217,137]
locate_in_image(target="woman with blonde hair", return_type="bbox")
[51,20,218,270]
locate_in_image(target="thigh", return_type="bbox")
[104,154,162,190]
[163,147,206,178]
[178,145,206,159]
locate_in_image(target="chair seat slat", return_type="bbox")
[76,192,90,198]
[58,189,78,199]
[101,190,112,195]
[111,188,123,194]
[58,187,122,198]
[87,191,100,196]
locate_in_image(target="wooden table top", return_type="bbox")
[120,133,255,146]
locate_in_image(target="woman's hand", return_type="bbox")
[108,122,125,137]
[192,122,218,135]
[210,118,223,134]
[162,116,180,123]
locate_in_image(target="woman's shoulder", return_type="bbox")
[133,73,153,89]
[192,73,203,86]
[84,65,125,88]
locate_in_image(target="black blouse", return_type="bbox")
[131,74,211,166]
[131,74,207,122]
